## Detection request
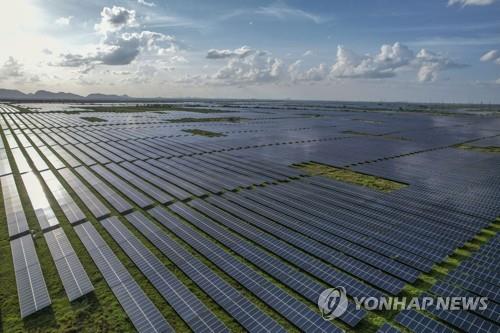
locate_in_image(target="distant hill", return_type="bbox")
[32,90,84,100]
[0,89,28,99]
[86,93,131,100]
[0,88,133,101]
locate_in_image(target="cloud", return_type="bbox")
[480,49,500,63]
[203,42,467,86]
[414,49,467,82]
[331,42,414,79]
[55,16,73,26]
[448,0,496,6]
[211,49,285,85]
[138,0,156,7]
[95,6,138,34]
[56,31,178,68]
[302,50,313,57]
[206,46,254,59]
[53,6,181,70]
[256,1,325,24]
[0,57,39,83]
[0,57,24,80]
[330,42,466,82]
[289,61,328,82]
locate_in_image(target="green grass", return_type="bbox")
[170,117,243,123]
[295,162,407,192]
[455,144,500,153]
[341,130,409,141]
[182,129,226,137]
[0,131,136,333]
[80,117,107,123]
[78,104,225,114]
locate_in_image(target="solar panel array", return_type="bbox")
[74,221,172,332]
[10,235,51,318]
[43,228,94,301]
[1,101,499,331]
[1,174,30,238]
[100,216,229,332]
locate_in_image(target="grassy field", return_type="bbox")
[456,144,500,153]
[295,162,408,192]
[181,129,226,137]
[78,104,225,114]
[169,117,243,123]
[80,117,107,123]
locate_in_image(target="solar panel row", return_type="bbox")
[203,195,384,299]
[10,235,51,318]
[1,174,30,238]
[100,216,229,333]
[90,164,154,208]
[151,204,344,332]
[58,168,111,220]
[394,310,454,333]
[74,166,134,213]
[184,199,366,326]
[74,221,172,333]
[43,228,94,301]
[124,211,286,332]
[40,170,86,224]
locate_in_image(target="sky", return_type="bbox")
[0,0,500,103]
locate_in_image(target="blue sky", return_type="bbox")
[0,0,499,102]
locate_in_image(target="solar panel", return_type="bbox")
[0,148,12,176]
[21,172,59,231]
[51,144,81,168]
[376,323,402,333]
[105,163,174,204]
[58,168,111,220]
[125,211,286,332]
[135,159,207,197]
[24,147,49,171]
[241,187,420,282]
[101,216,228,332]
[421,293,500,333]
[40,170,86,224]
[63,144,96,166]
[394,310,454,333]
[160,203,348,332]
[186,199,366,327]
[119,161,191,200]
[1,174,30,238]
[11,148,32,174]
[10,235,51,318]
[74,166,133,213]
[73,222,172,332]
[90,164,153,208]
[207,193,383,296]
[44,228,94,301]
[38,146,65,169]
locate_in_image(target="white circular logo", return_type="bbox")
[318,287,348,320]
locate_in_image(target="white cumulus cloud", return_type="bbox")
[448,0,496,6]
[480,49,500,63]
[206,46,254,59]
[212,50,285,85]
[0,57,24,80]
[138,0,156,7]
[55,16,73,26]
[331,42,414,79]
[330,42,466,82]
[95,6,138,34]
